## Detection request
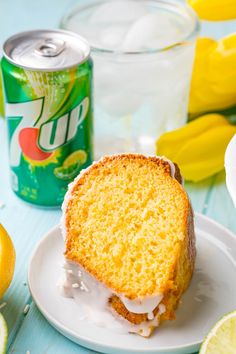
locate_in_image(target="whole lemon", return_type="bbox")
[0,224,16,298]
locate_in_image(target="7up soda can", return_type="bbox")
[1,30,93,207]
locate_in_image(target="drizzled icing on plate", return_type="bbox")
[58,260,165,336]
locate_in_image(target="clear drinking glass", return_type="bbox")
[61,0,200,158]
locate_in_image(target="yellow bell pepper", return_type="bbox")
[156,114,236,182]
[187,0,236,21]
[189,35,236,116]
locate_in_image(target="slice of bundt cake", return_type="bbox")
[61,154,195,336]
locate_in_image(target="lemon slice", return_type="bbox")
[200,311,236,354]
[54,150,87,180]
[0,313,7,354]
[54,164,80,180]
[0,224,16,298]
[63,150,87,168]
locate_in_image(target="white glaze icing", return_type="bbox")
[159,156,176,179]
[120,294,163,314]
[161,155,185,185]
[59,260,165,336]
[147,312,154,320]
[158,303,166,315]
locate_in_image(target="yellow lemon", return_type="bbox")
[156,114,236,182]
[0,224,16,298]
[187,0,236,21]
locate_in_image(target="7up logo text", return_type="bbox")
[6,97,89,167]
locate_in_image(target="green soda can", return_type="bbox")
[1,30,93,207]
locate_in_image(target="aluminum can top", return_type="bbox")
[3,29,91,71]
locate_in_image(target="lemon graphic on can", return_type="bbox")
[54,150,87,180]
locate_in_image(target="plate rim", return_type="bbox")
[28,212,236,353]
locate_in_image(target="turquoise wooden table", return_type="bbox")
[1,1,236,353]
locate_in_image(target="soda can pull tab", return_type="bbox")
[35,38,65,57]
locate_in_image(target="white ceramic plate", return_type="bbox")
[28,213,236,354]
